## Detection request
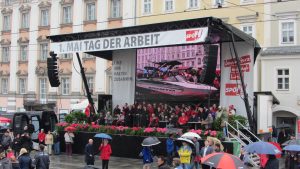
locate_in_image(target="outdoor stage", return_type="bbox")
[49,17,260,129]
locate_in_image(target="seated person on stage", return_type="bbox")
[116,112,125,126]
[104,111,113,125]
[97,112,106,125]
[169,113,178,127]
[178,113,189,126]
[202,113,213,129]
[189,112,199,122]
[149,113,159,127]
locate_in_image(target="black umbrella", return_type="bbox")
[142,137,161,146]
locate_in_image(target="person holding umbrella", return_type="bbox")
[283,145,300,169]
[177,138,193,169]
[141,146,154,169]
[99,139,112,169]
[264,155,279,169]
[141,137,161,169]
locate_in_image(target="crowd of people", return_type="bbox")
[95,102,236,131]
[0,121,62,169]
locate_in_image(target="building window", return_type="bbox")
[4,0,12,6]
[40,9,49,26]
[277,69,289,90]
[39,78,47,103]
[40,43,48,61]
[86,76,94,93]
[241,25,255,37]
[62,6,72,24]
[215,0,224,6]
[20,45,28,61]
[111,0,121,18]
[143,0,151,14]
[281,21,295,44]
[86,2,96,21]
[165,0,174,12]
[19,78,26,94]
[3,15,11,31]
[1,78,8,94]
[189,0,199,8]
[61,77,70,95]
[1,47,10,62]
[21,12,30,29]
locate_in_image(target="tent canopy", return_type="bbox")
[48,17,260,61]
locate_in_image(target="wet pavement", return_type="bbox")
[46,153,286,169]
[48,154,142,169]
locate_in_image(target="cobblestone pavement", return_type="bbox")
[47,154,286,169]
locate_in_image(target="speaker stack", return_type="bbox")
[47,52,60,87]
[199,45,219,85]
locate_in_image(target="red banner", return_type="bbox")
[298,120,300,133]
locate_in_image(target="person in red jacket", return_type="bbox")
[178,113,189,126]
[38,129,46,145]
[99,139,112,169]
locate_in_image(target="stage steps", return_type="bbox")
[225,121,261,167]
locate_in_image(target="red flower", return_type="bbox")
[116,126,128,131]
[204,131,209,136]
[91,124,101,129]
[144,127,155,133]
[132,127,141,131]
[156,128,167,133]
[210,131,217,137]
[189,129,202,135]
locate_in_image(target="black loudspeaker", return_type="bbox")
[47,52,60,87]
[98,94,112,112]
[200,45,219,85]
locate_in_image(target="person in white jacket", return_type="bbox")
[64,131,74,156]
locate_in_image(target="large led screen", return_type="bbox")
[135,44,220,103]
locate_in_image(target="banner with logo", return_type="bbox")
[112,50,136,108]
[219,42,254,117]
[50,27,208,54]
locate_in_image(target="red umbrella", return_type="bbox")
[201,152,245,169]
[268,142,282,158]
[0,117,11,123]
[64,126,76,132]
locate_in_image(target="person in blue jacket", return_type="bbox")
[141,146,153,169]
[166,134,175,166]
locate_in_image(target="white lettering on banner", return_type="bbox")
[50,27,208,54]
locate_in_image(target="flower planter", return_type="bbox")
[58,131,234,158]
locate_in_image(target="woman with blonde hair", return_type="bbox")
[18,148,32,169]
[45,131,54,155]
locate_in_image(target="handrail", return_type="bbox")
[236,120,261,142]
[225,121,260,167]
[225,121,253,145]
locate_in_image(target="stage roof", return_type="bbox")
[48,17,261,61]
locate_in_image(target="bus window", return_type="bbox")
[13,115,28,134]
[49,115,57,132]
[31,116,40,140]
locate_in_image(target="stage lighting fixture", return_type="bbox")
[47,52,60,87]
